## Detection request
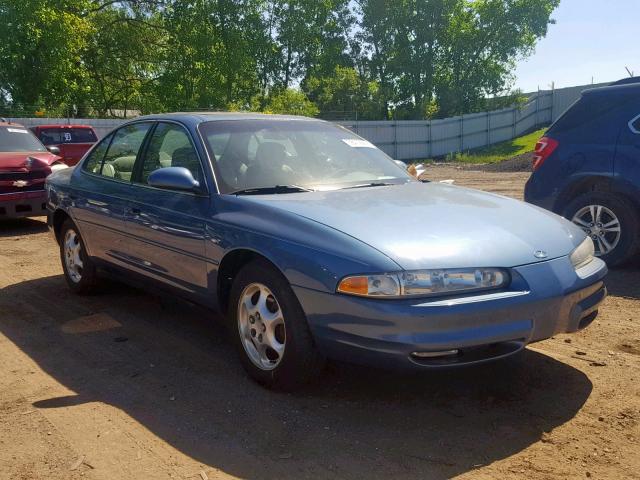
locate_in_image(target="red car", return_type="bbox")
[0,120,68,219]
[30,124,97,166]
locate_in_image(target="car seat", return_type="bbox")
[244,142,289,188]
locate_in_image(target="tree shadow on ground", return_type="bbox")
[1,274,593,479]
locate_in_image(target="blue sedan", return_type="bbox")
[46,113,607,390]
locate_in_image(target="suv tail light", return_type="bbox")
[532,136,559,171]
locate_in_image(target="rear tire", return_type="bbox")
[59,219,99,294]
[563,192,640,267]
[227,259,325,390]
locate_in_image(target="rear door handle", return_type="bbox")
[127,207,141,215]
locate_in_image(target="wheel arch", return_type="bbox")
[216,248,287,315]
[555,175,640,215]
[52,209,72,243]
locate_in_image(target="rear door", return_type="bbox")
[123,121,210,298]
[71,122,153,265]
[613,111,640,197]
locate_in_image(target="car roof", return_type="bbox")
[32,124,95,129]
[133,111,326,125]
[582,81,640,97]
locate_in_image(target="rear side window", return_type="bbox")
[548,94,628,144]
[36,128,61,145]
[84,123,151,181]
[83,133,113,174]
[101,123,152,181]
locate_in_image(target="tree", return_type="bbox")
[263,88,319,117]
[356,0,559,118]
[157,0,265,110]
[0,0,92,111]
[83,4,165,117]
[305,66,385,119]
[436,0,560,116]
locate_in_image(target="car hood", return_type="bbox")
[0,151,61,171]
[237,182,585,270]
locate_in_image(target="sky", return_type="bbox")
[514,0,639,93]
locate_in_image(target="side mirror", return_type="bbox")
[47,145,61,155]
[147,167,201,193]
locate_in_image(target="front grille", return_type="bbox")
[0,170,48,181]
[0,170,47,195]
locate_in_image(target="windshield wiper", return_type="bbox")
[229,185,314,195]
[342,182,395,190]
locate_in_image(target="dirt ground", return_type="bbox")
[0,166,638,480]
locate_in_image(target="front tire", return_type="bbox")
[228,259,325,390]
[563,192,640,267]
[59,219,98,294]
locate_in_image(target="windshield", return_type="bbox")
[199,120,411,193]
[0,126,47,152]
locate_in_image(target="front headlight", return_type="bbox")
[50,162,69,172]
[570,236,595,270]
[337,268,509,298]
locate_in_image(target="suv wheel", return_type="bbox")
[228,259,325,390]
[563,192,640,266]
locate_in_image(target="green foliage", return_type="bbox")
[440,128,546,164]
[0,0,560,120]
[0,0,92,109]
[264,88,319,116]
[305,66,386,120]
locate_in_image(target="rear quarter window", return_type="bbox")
[548,95,626,144]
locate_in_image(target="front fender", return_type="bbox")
[206,198,403,294]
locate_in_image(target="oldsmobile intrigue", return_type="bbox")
[46,113,607,389]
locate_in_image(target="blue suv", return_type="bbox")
[525,79,640,266]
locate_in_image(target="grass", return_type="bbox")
[425,127,546,165]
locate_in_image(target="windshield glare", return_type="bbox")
[199,120,411,193]
[0,126,47,153]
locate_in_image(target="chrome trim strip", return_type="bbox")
[414,290,530,307]
[629,113,640,134]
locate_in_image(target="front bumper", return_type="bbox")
[293,255,607,369]
[0,191,47,218]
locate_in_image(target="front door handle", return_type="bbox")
[127,207,141,215]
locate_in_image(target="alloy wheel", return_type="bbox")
[571,204,621,256]
[237,283,287,370]
[63,229,84,283]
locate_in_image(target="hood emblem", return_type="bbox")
[534,250,548,259]
[13,180,28,188]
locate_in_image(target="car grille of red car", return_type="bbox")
[0,170,48,195]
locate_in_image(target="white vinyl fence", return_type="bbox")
[11,81,606,161]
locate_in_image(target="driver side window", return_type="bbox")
[137,122,204,185]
